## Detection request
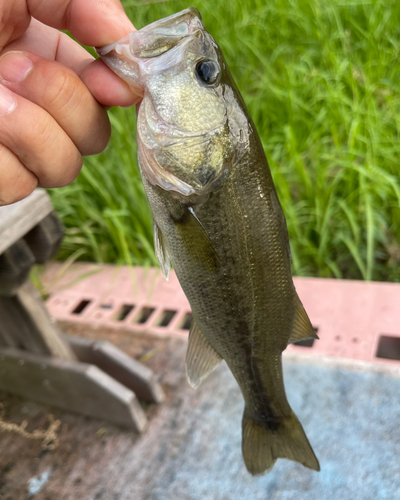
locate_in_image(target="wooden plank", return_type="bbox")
[0,190,53,255]
[24,212,64,264]
[0,347,148,432]
[68,336,165,404]
[0,239,35,296]
[15,281,77,360]
[0,295,52,354]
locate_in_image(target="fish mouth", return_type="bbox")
[97,8,203,59]
[96,8,230,201]
[96,8,205,94]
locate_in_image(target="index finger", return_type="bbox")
[28,0,135,46]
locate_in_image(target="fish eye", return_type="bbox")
[195,59,221,85]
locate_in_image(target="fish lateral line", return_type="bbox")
[249,352,283,431]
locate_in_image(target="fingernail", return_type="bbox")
[0,84,16,115]
[0,51,33,83]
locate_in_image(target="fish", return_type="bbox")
[97,8,320,475]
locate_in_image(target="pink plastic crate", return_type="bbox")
[42,263,400,365]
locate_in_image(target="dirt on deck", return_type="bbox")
[0,323,188,500]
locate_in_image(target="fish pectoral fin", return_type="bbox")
[172,205,221,272]
[288,296,319,344]
[186,319,222,389]
[154,221,171,281]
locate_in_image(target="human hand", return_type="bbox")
[0,0,139,206]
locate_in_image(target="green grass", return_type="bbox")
[50,0,400,281]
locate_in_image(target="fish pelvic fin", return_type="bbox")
[288,296,319,345]
[186,319,222,389]
[154,221,171,281]
[242,409,320,476]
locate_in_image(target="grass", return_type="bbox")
[50,0,400,281]
[50,107,156,267]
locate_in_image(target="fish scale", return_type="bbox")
[98,7,320,475]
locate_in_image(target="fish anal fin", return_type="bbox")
[154,221,171,281]
[185,320,222,389]
[288,297,319,345]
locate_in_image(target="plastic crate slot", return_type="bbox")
[72,299,91,315]
[157,309,177,327]
[179,313,192,330]
[134,307,155,324]
[100,304,113,310]
[376,335,400,361]
[116,304,135,321]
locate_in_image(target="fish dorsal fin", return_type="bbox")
[186,319,222,389]
[154,222,171,281]
[288,296,319,344]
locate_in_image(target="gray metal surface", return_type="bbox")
[118,355,400,500]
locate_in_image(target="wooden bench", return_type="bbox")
[0,190,164,432]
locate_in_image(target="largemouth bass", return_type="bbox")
[98,8,320,475]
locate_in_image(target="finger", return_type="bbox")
[4,18,67,65]
[27,0,135,46]
[4,19,139,107]
[0,1,30,51]
[0,143,38,206]
[0,83,82,188]
[80,59,141,107]
[0,50,111,155]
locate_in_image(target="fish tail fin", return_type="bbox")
[242,409,320,476]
